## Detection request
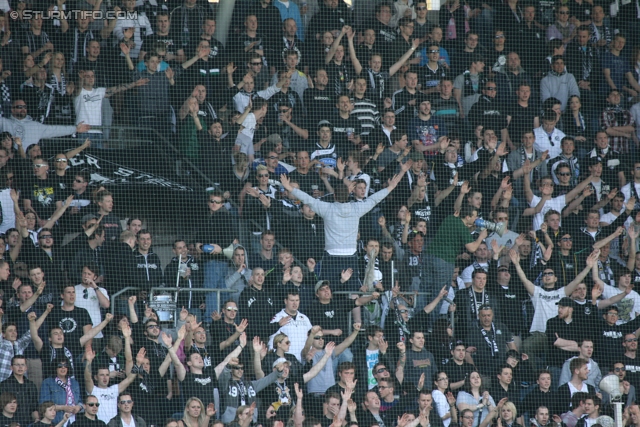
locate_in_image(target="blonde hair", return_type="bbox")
[501,401,518,420]
[183,397,206,427]
[273,333,288,350]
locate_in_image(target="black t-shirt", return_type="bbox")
[443,359,475,386]
[181,372,216,406]
[307,299,356,344]
[21,176,57,220]
[508,102,538,139]
[143,31,181,58]
[69,416,108,427]
[46,306,92,356]
[288,169,324,196]
[210,319,241,361]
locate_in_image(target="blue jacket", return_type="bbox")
[40,377,81,423]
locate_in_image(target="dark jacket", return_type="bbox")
[106,414,147,427]
[0,374,38,426]
[193,209,235,262]
[164,254,204,309]
[102,242,137,296]
[132,249,164,291]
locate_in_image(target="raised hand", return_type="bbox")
[235,318,249,333]
[252,336,262,353]
[379,338,389,353]
[586,249,601,268]
[325,341,336,356]
[509,248,520,264]
[136,347,147,365]
[210,310,222,321]
[239,332,247,348]
[341,268,353,282]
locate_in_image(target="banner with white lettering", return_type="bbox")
[67,153,193,192]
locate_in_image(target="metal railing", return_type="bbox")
[333,290,456,336]
[111,286,239,326]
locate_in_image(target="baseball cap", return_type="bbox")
[81,213,98,224]
[408,151,424,162]
[266,134,282,145]
[317,120,332,129]
[272,357,290,368]
[556,297,576,308]
[315,280,331,293]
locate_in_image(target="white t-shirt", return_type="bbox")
[0,188,15,234]
[530,194,567,230]
[530,286,565,333]
[432,389,451,427]
[74,88,106,133]
[74,285,109,338]
[93,384,119,422]
[601,283,640,324]
[268,310,312,362]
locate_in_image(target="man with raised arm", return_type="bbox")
[279,167,408,289]
[510,249,599,362]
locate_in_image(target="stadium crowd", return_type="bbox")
[0,2,639,427]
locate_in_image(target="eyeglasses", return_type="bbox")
[146,325,159,329]
[378,385,390,389]
[87,403,100,407]
[557,172,571,176]
[607,312,619,316]
[626,338,638,342]
[119,400,132,404]
[437,377,449,381]
[12,105,26,109]
[226,306,238,311]
[314,336,324,340]
[209,200,223,204]
[56,158,68,162]
[39,235,53,239]
[376,368,388,373]
[542,272,555,276]
[615,367,626,372]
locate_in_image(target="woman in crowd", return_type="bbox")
[39,357,82,424]
[456,371,497,427]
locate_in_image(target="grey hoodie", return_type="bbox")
[0,116,77,150]
[225,244,252,302]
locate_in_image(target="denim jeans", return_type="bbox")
[319,252,360,291]
[204,259,228,321]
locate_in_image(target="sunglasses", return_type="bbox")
[226,306,238,311]
[626,338,638,342]
[376,368,388,373]
[12,105,26,109]
[398,309,409,313]
[314,336,324,340]
[416,6,427,9]
[146,325,159,329]
[258,174,269,177]
[119,400,132,404]
[230,365,244,370]
[429,50,440,53]
[87,403,100,407]
[557,172,571,176]
[560,238,572,241]
[266,156,279,160]
[209,200,223,204]
[34,164,47,168]
[485,87,497,91]
[56,158,68,162]
[83,289,88,299]
[57,363,68,368]
[542,272,555,276]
